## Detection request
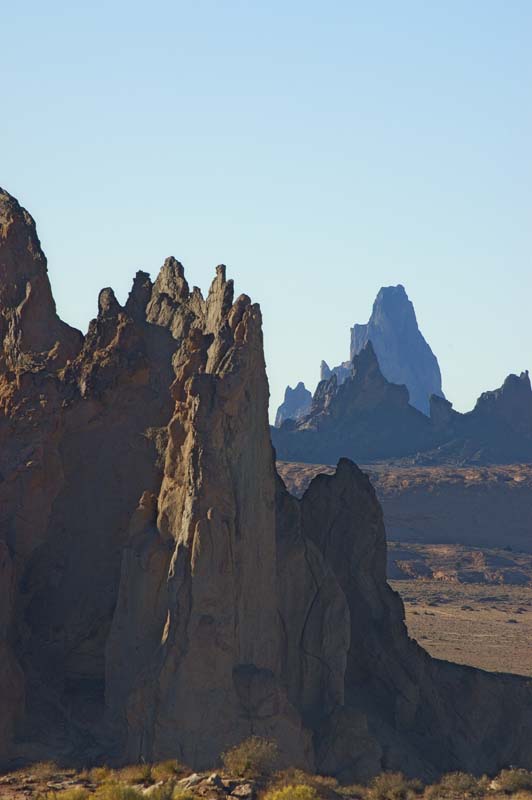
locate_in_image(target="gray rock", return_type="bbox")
[275,381,312,427]
[350,284,444,415]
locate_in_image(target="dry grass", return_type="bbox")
[366,773,423,800]
[263,786,319,800]
[222,737,280,779]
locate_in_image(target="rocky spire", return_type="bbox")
[0,188,82,369]
[351,284,444,415]
[275,381,312,427]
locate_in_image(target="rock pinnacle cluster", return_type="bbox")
[1,188,532,779]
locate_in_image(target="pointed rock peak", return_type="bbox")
[152,256,190,302]
[352,340,380,375]
[370,284,417,329]
[98,287,122,318]
[0,188,82,367]
[163,255,185,278]
[125,270,153,320]
[350,283,444,415]
[275,380,312,427]
[205,264,234,334]
[0,187,49,308]
[320,360,332,381]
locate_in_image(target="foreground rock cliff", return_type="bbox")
[1,188,532,779]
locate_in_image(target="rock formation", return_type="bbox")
[275,382,312,427]
[350,285,444,415]
[2,188,532,780]
[273,343,532,466]
[277,462,532,555]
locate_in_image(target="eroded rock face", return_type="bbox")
[1,188,532,780]
[275,382,312,427]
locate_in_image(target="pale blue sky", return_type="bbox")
[3,1,531,421]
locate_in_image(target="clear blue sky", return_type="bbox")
[3,1,531,421]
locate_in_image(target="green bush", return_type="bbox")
[263,785,319,800]
[221,736,279,778]
[367,772,422,800]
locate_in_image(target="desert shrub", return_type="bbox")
[336,784,367,799]
[147,785,175,800]
[93,784,144,800]
[151,760,190,782]
[267,769,342,800]
[425,772,485,799]
[171,792,198,800]
[263,785,319,800]
[28,762,63,779]
[367,772,423,800]
[222,736,279,778]
[90,766,114,783]
[495,770,532,794]
[38,790,89,800]
[113,764,153,784]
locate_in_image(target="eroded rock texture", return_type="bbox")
[1,188,532,780]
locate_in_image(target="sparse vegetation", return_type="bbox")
[92,785,145,800]
[263,785,319,800]
[89,767,114,784]
[425,772,487,799]
[222,736,280,779]
[39,790,90,800]
[151,760,190,782]
[494,770,532,794]
[9,759,532,800]
[111,764,153,785]
[367,772,423,800]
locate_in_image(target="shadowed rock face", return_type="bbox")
[273,343,532,466]
[1,188,532,779]
[315,285,444,417]
[275,381,312,427]
[351,285,444,416]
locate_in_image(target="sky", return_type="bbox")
[3,1,532,422]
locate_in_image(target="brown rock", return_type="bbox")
[1,188,532,782]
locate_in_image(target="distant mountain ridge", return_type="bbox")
[272,341,532,465]
[276,283,444,427]
[350,284,444,415]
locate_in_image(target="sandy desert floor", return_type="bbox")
[389,544,532,677]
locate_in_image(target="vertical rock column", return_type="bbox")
[107,270,310,768]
